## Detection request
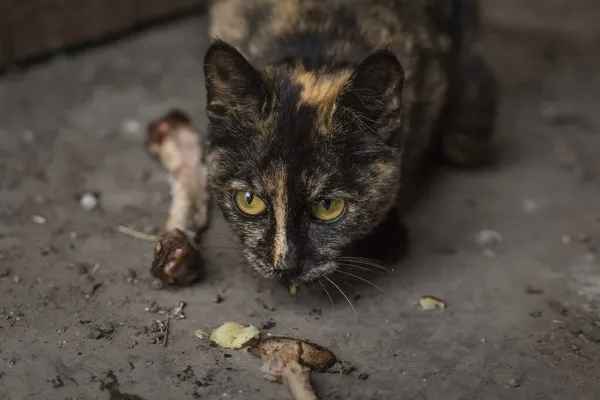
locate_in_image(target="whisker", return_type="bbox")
[318,279,335,307]
[337,257,389,271]
[335,270,405,310]
[335,269,387,293]
[336,263,384,275]
[324,275,357,319]
[339,257,389,271]
[340,259,412,293]
[338,255,384,263]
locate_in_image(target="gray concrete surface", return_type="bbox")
[1,12,600,400]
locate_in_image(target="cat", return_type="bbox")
[202,0,497,287]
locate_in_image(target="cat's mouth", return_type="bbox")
[274,261,338,287]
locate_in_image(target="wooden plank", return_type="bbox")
[481,0,600,43]
[0,0,206,68]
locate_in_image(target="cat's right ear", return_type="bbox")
[204,40,268,121]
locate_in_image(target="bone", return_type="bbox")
[257,340,319,400]
[146,109,210,234]
[150,228,203,286]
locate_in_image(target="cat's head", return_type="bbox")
[203,40,404,286]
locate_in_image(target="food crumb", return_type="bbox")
[172,301,187,319]
[288,284,298,296]
[418,296,447,310]
[210,321,260,349]
[194,329,210,340]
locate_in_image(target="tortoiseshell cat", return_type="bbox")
[203,0,497,286]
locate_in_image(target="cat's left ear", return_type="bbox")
[204,40,269,122]
[337,50,404,141]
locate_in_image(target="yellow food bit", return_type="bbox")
[288,284,298,296]
[210,321,260,349]
[418,296,447,310]
[194,329,210,340]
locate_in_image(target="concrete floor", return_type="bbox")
[1,12,600,400]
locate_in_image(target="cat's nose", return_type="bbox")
[277,247,302,286]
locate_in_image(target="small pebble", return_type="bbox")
[97,322,115,334]
[505,376,523,388]
[261,320,276,330]
[12,276,21,284]
[476,229,503,247]
[483,248,497,258]
[358,373,369,380]
[86,326,104,340]
[525,286,544,295]
[122,119,142,135]
[328,361,355,375]
[522,199,539,213]
[584,253,596,263]
[150,280,164,290]
[172,301,187,319]
[562,235,572,244]
[32,215,46,225]
[529,311,542,318]
[577,234,591,243]
[80,192,100,211]
[581,323,600,342]
[145,302,160,313]
[23,130,35,142]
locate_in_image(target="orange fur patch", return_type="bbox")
[290,67,352,129]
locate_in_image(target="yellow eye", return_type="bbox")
[311,199,345,221]
[234,191,267,215]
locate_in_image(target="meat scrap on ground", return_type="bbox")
[150,228,203,286]
[146,109,210,234]
[249,337,337,400]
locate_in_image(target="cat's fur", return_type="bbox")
[203,0,497,285]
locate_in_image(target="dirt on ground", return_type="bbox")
[1,9,600,400]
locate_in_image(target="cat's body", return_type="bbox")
[203,0,497,286]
